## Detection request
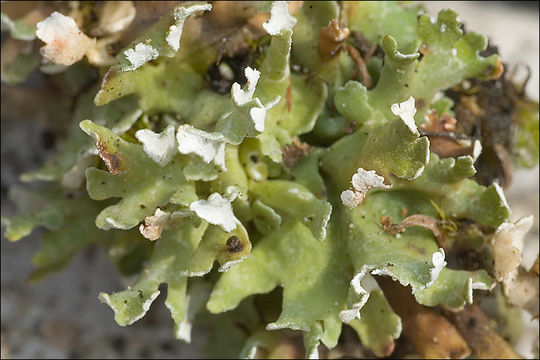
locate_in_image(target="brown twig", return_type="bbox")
[380,214,445,247]
[345,43,373,89]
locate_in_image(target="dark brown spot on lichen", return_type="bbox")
[282,138,312,169]
[226,235,243,253]
[93,131,123,175]
[102,67,114,85]
[286,82,292,112]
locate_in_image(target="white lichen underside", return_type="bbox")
[340,248,448,324]
[135,126,177,167]
[123,43,159,71]
[230,66,280,133]
[176,125,226,171]
[262,1,297,35]
[425,248,447,289]
[166,3,212,52]
[391,96,419,135]
[189,193,238,232]
[250,96,280,132]
[341,168,391,209]
[231,67,261,106]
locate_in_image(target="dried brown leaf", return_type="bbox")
[379,277,470,359]
[446,305,522,359]
[421,111,479,159]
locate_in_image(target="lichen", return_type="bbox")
[1,1,538,358]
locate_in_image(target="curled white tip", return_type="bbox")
[262,1,297,35]
[391,96,418,135]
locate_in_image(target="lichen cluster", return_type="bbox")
[1,1,538,358]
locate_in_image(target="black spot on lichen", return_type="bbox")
[226,235,243,253]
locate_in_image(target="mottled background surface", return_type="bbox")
[1,2,538,358]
